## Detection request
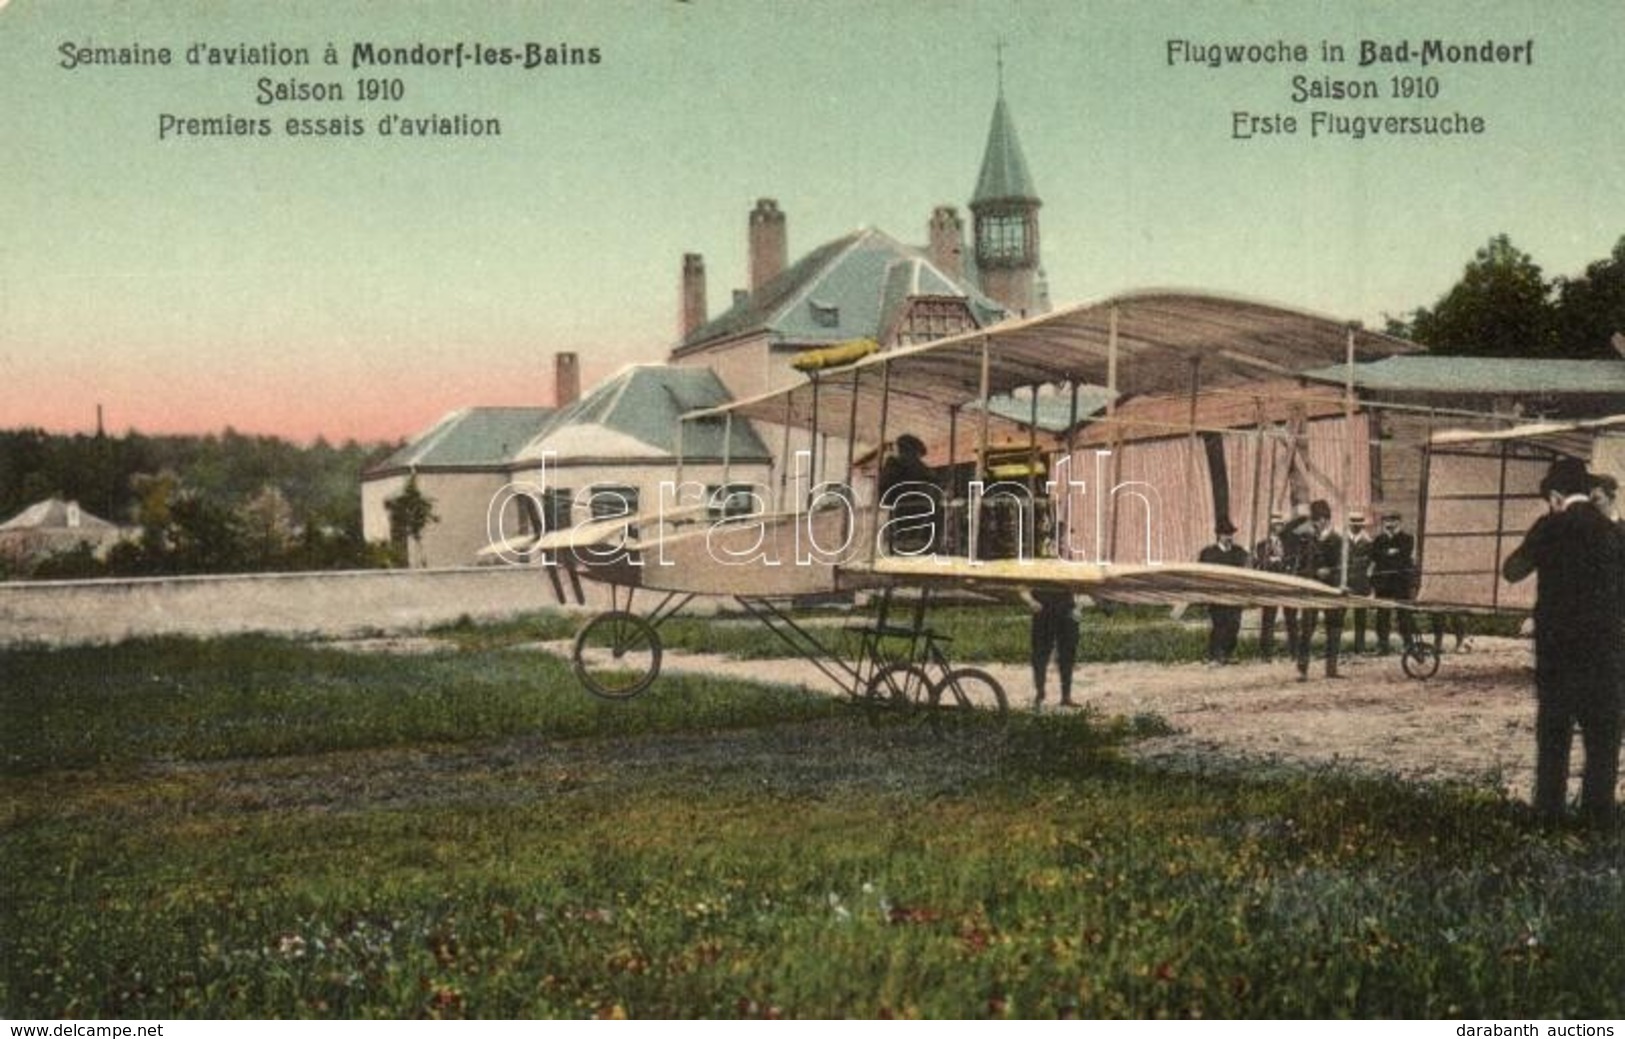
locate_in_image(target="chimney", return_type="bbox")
[928,206,964,279]
[554,352,580,408]
[680,253,707,339]
[748,198,787,293]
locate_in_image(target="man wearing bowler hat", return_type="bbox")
[1503,456,1625,827]
[1198,517,1250,664]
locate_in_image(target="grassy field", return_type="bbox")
[2,621,1621,1019]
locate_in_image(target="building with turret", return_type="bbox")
[362,86,1047,563]
[673,88,1047,402]
[968,88,1045,318]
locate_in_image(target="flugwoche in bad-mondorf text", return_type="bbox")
[1164,34,1536,141]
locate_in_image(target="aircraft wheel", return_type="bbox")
[929,667,1009,718]
[864,663,931,708]
[1401,642,1440,681]
[573,610,662,700]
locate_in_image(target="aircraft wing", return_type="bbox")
[477,502,716,559]
[687,289,1422,447]
[1430,413,1625,461]
[851,555,1393,610]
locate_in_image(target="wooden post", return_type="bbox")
[1249,396,1265,547]
[974,336,992,560]
[843,365,861,488]
[1338,323,1356,589]
[1188,356,1202,556]
[777,394,793,513]
[947,405,960,555]
[870,361,894,565]
[1106,305,1122,563]
[722,411,733,489]
[807,373,821,510]
[1065,380,1080,559]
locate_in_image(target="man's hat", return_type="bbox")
[1309,499,1332,521]
[1592,472,1619,496]
[1539,456,1589,497]
[1348,511,1367,525]
[895,434,926,457]
[1268,512,1285,526]
[1382,510,1403,522]
[1215,517,1237,535]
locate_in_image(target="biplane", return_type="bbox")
[498,289,1443,707]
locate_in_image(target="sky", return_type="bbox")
[3,0,1621,444]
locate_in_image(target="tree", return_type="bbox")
[239,484,297,568]
[167,494,246,573]
[1552,235,1625,359]
[384,474,439,567]
[1394,234,1557,358]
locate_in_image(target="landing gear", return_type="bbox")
[929,667,1009,718]
[1401,640,1440,681]
[572,610,662,700]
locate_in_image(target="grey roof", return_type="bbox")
[676,227,1006,352]
[1302,356,1625,395]
[0,498,118,532]
[370,407,555,473]
[515,365,770,463]
[972,93,1039,205]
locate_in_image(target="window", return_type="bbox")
[541,487,573,533]
[809,300,840,327]
[976,212,1032,265]
[708,483,760,520]
[588,485,639,521]
[896,298,977,346]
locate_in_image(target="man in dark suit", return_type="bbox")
[1198,517,1249,664]
[1503,456,1625,827]
[1345,511,1375,653]
[1371,510,1418,654]
[1253,514,1295,662]
[1289,499,1346,681]
[878,433,939,555]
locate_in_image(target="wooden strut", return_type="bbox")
[777,393,793,513]
[843,364,862,548]
[1248,396,1266,547]
[1107,305,1123,563]
[1338,322,1356,590]
[807,372,821,510]
[1064,379,1080,558]
[974,335,992,560]
[870,359,894,565]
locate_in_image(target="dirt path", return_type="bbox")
[336,632,1555,803]
[609,636,1545,799]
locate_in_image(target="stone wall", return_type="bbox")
[0,567,612,647]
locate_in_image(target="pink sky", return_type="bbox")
[2,352,616,445]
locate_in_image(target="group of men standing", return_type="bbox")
[1195,455,1625,827]
[1200,501,1420,680]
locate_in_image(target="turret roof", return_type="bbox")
[972,93,1039,206]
